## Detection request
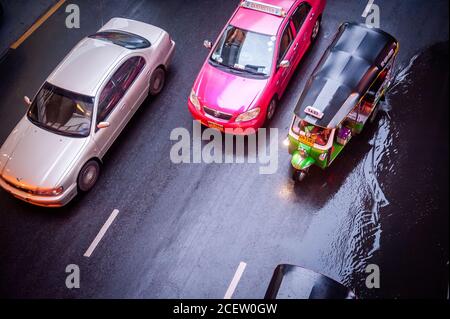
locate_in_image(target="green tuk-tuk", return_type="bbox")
[287,22,399,182]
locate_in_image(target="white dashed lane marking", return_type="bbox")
[83,209,119,258]
[224,261,247,299]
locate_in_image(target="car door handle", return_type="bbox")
[310,12,315,21]
[293,43,299,51]
[120,103,126,110]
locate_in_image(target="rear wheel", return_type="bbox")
[311,17,321,42]
[149,67,166,96]
[77,160,100,192]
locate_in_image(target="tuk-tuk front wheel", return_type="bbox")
[293,169,308,182]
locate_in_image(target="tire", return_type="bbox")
[311,17,321,43]
[149,67,166,96]
[293,169,307,182]
[265,98,277,124]
[77,160,100,192]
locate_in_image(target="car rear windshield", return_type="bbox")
[89,30,151,49]
[27,82,94,138]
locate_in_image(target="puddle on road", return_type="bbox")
[313,46,444,292]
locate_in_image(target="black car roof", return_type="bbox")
[294,22,398,128]
[264,264,355,299]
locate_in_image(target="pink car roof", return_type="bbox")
[230,0,297,35]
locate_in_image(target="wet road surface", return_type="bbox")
[0,0,448,298]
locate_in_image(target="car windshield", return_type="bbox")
[27,82,94,138]
[210,25,274,77]
[89,30,151,49]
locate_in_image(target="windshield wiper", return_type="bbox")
[210,59,267,76]
[241,65,268,76]
[242,69,267,76]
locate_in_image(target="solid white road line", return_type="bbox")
[224,261,247,299]
[83,209,119,258]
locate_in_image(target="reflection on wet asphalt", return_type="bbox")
[0,0,448,299]
[336,42,449,297]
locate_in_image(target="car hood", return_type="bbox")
[193,62,268,114]
[0,117,88,188]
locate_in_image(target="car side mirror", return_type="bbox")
[203,40,212,49]
[24,96,32,107]
[279,60,290,68]
[97,122,110,129]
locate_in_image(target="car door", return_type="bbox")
[274,21,295,96]
[93,56,146,157]
[121,56,148,118]
[290,2,313,66]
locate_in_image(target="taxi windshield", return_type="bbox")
[292,118,331,146]
[27,82,94,138]
[210,25,274,77]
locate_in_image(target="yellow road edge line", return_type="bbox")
[10,0,67,50]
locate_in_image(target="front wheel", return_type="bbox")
[77,160,101,192]
[293,168,308,182]
[149,67,166,96]
[265,98,278,124]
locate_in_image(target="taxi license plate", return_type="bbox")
[208,121,224,131]
[298,134,315,146]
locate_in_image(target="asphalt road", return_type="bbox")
[0,0,448,298]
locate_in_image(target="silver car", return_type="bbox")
[0,18,175,207]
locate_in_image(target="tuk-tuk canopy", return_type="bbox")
[294,22,398,128]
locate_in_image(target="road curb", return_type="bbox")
[0,0,60,59]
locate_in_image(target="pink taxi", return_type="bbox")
[188,0,326,133]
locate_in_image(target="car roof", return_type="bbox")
[265,264,355,299]
[294,22,398,128]
[47,37,129,97]
[230,0,297,35]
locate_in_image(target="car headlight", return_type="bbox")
[235,107,260,122]
[190,90,201,111]
[35,186,64,196]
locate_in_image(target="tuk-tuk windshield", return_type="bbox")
[292,117,331,146]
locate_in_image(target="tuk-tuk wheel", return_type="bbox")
[293,169,308,182]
